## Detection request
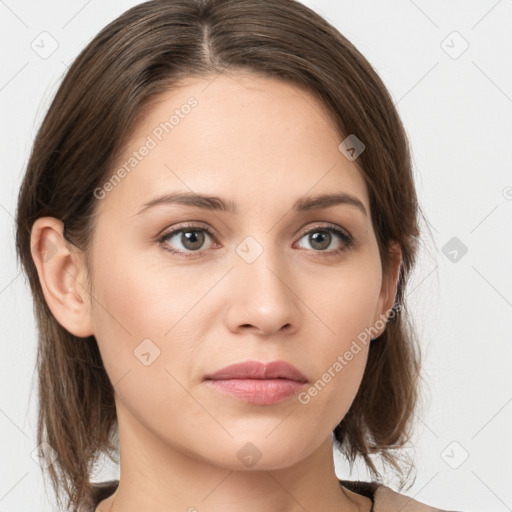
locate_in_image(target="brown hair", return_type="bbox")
[15,0,423,509]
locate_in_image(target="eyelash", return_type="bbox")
[158,222,354,260]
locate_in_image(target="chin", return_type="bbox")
[192,435,315,472]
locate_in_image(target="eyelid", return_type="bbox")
[296,221,351,239]
[158,221,218,239]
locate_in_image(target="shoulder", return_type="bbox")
[373,484,459,512]
[339,479,464,512]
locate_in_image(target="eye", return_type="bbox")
[295,224,353,254]
[159,224,216,259]
[158,222,354,259]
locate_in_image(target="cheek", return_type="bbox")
[87,241,172,378]
[88,240,220,390]
[297,259,382,421]
[312,257,383,347]
[88,248,208,437]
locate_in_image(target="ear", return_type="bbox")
[372,241,402,338]
[30,217,94,338]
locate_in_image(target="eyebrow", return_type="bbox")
[135,191,368,216]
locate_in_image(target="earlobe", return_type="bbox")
[30,217,94,338]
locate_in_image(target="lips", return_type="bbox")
[204,360,308,405]
[205,360,308,382]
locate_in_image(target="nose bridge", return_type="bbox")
[225,234,301,335]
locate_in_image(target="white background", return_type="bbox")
[1,1,511,511]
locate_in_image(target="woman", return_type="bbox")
[15,0,463,510]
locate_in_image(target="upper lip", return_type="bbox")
[205,360,308,382]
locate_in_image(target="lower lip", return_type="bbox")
[206,378,307,405]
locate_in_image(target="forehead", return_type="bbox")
[95,72,369,220]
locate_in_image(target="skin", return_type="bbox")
[31,71,401,512]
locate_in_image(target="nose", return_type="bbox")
[224,244,301,337]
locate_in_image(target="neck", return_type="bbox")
[100,400,367,512]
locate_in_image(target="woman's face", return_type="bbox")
[79,72,399,470]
